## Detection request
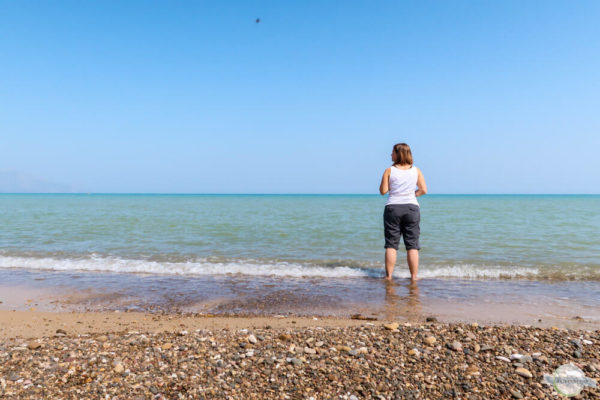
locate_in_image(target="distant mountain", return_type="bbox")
[0,170,70,193]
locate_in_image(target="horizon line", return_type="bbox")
[1,192,599,196]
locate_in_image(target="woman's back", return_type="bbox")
[386,166,419,206]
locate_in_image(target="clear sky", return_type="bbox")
[1,1,599,194]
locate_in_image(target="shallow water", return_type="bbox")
[1,194,599,280]
[1,194,599,321]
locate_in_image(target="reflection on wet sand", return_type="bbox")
[382,280,422,321]
[2,269,600,329]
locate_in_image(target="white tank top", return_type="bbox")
[385,165,419,206]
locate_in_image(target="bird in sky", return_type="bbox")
[255,18,260,24]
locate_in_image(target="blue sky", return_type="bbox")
[1,1,599,193]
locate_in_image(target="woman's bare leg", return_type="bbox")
[385,248,397,279]
[407,249,419,281]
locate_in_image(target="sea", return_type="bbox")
[1,194,599,322]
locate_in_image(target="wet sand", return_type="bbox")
[1,279,599,340]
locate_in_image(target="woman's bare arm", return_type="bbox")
[379,168,391,195]
[415,168,428,197]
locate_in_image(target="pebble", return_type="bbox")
[247,334,257,344]
[515,367,533,378]
[447,341,462,352]
[510,389,524,399]
[496,356,511,362]
[27,341,41,350]
[408,348,420,357]
[291,358,302,367]
[466,365,480,376]
[424,336,436,346]
[383,322,399,331]
[426,316,438,322]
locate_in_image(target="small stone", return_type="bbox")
[97,335,108,342]
[149,386,159,394]
[573,350,582,358]
[496,356,511,362]
[473,343,480,353]
[515,367,532,378]
[384,322,399,331]
[466,365,479,376]
[336,345,352,353]
[426,316,438,322]
[408,348,420,357]
[114,363,124,373]
[278,334,292,341]
[248,334,257,344]
[178,330,188,336]
[55,329,67,336]
[447,341,462,352]
[304,347,316,354]
[162,343,173,350]
[510,389,524,399]
[348,349,358,356]
[291,358,302,367]
[424,336,436,346]
[27,341,41,350]
[7,373,20,381]
[535,355,548,363]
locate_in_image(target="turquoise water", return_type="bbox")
[0,194,599,280]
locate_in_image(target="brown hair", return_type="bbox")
[392,143,413,166]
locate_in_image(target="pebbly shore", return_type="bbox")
[1,320,599,399]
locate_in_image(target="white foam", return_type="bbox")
[0,255,543,280]
[0,255,372,278]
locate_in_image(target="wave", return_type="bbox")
[0,254,597,280]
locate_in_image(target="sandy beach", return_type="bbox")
[1,284,600,399]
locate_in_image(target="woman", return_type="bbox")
[379,143,427,281]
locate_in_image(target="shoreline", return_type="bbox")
[2,275,600,334]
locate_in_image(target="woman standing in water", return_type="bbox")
[379,143,427,281]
